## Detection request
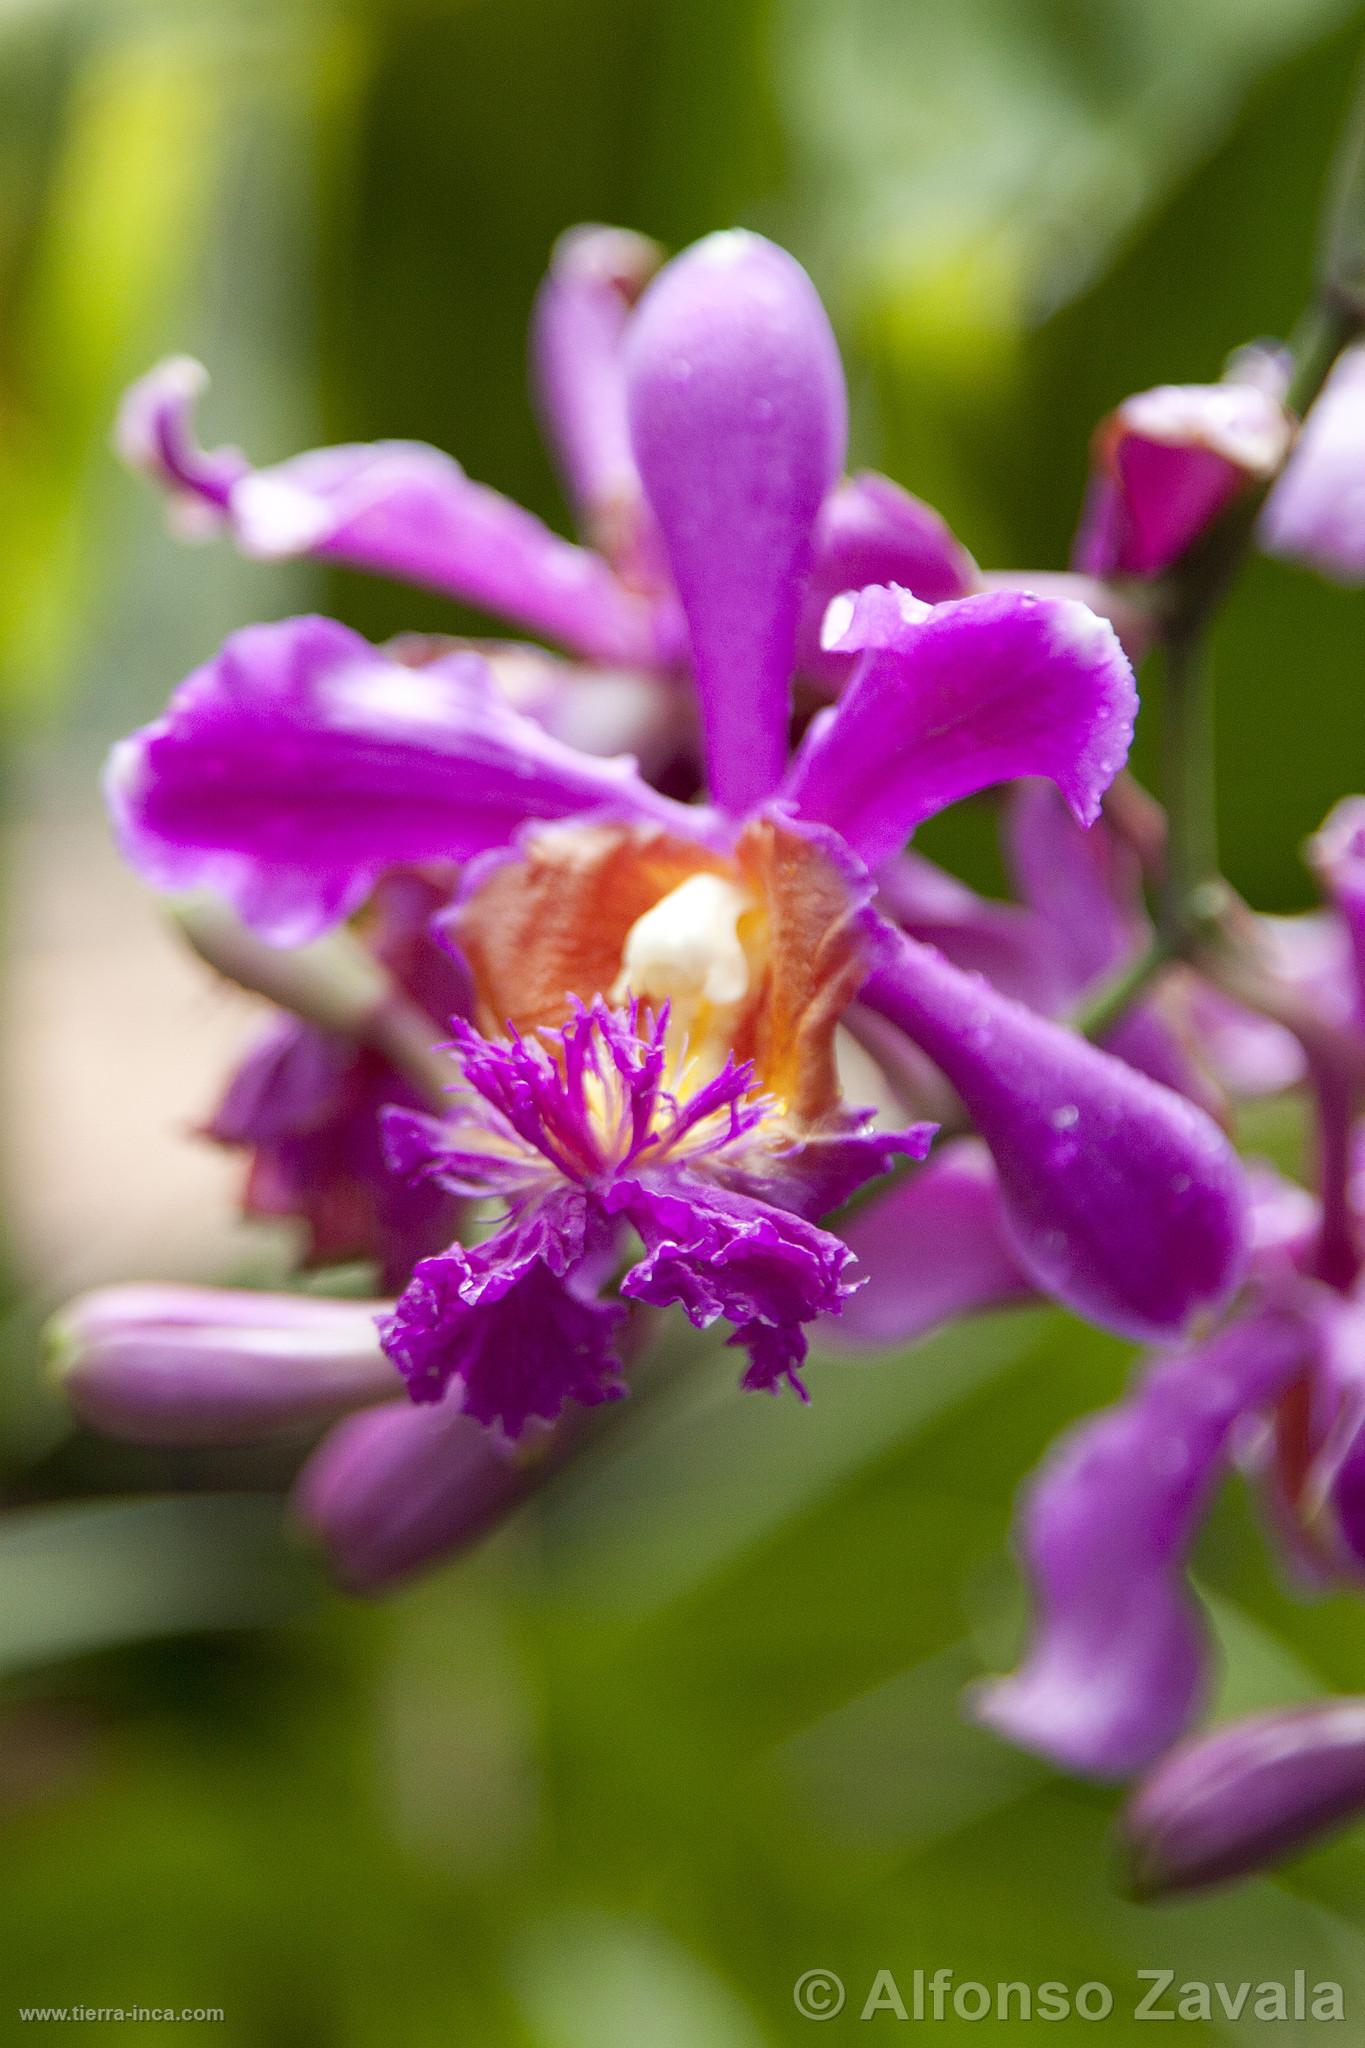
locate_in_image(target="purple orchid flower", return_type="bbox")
[971,801,1365,1787]
[66,226,1255,1593]
[110,224,989,1280]
[1016,1271,1365,1891]
[117,227,981,740]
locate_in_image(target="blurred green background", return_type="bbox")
[1,0,1365,2040]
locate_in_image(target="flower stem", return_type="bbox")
[1157,623,1218,946]
[1078,56,1365,1045]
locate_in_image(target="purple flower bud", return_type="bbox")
[1122,1701,1365,1897]
[50,1285,396,1445]
[1074,381,1291,580]
[292,1394,555,1592]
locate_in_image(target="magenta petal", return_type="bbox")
[877,852,1074,1013]
[107,616,699,943]
[210,1016,458,1288]
[1308,797,1365,1021]
[1262,347,1365,584]
[1002,780,1142,990]
[784,588,1136,870]
[864,935,1247,1339]
[293,1396,539,1592]
[114,357,246,523]
[615,1170,857,1395]
[800,471,977,676]
[232,443,665,665]
[625,230,847,813]
[981,570,1155,666]
[115,359,663,663]
[1123,1700,1365,1896]
[811,471,977,605]
[530,224,660,556]
[380,1194,626,1438]
[50,1285,395,1446]
[976,1309,1312,1778]
[823,1140,1034,1348]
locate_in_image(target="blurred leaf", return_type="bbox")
[0,1496,317,1671]
[510,1913,773,2048]
[541,1309,1053,1620]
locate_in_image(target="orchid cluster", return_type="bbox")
[50,157,1365,1897]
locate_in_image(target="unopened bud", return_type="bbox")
[50,1285,395,1445]
[1122,1701,1365,1897]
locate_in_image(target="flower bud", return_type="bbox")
[1074,381,1291,580]
[50,1285,395,1445]
[1122,1701,1365,1896]
[293,1396,556,1592]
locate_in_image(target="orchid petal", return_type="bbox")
[626,230,846,812]
[107,616,701,944]
[800,471,976,677]
[1002,780,1143,989]
[976,1308,1313,1777]
[1262,347,1365,584]
[784,589,1136,870]
[864,934,1247,1339]
[530,224,661,562]
[209,1016,458,1288]
[981,570,1155,665]
[1308,796,1365,1022]
[876,852,1075,1014]
[114,357,246,527]
[615,1169,856,1397]
[823,1140,1034,1348]
[117,359,665,664]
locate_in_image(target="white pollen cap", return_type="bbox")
[614,873,753,1011]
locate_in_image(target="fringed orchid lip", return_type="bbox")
[371,814,932,1437]
[446,811,881,1127]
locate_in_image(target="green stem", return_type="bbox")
[1074,935,1176,1041]
[1158,624,1218,944]
[1077,63,1365,1047]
